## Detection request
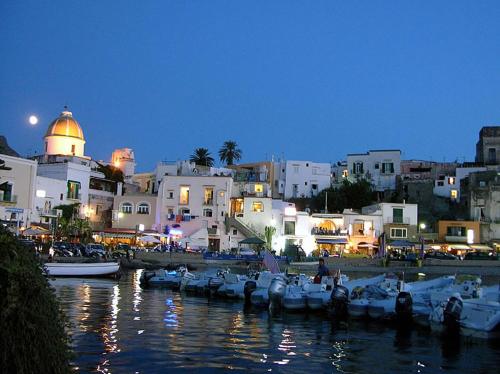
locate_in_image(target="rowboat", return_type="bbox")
[45,262,120,277]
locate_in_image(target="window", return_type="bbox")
[437,181,444,187]
[95,204,102,215]
[232,229,237,235]
[167,190,174,199]
[312,167,318,175]
[60,193,63,201]
[203,208,213,217]
[252,202,264,212]
[293,165,299,173]
[45,142,48,152]
[179,186,189,205]
[392,208,403,223]
[312,184,318,190]
[342,170,348,178]
[121,202,133,214]
[284,221,296,235]
[447,226,466,236]
[304,182,308,186]
[390,228,407,238]
[448,177,455,185]
[0,182,13,202]
[71,144,75,155]
[353,162,364,174]
[67,180,81,200]
[254,184,263,193]
[381,162,394,174]
[137,203,150,214]
[204,187,214,205]
[450,189,458,199]
[488,148,496,163]
[374,163,379,169]
[219,191,225,197]
[36,189,46,198]
[306,163,309,167]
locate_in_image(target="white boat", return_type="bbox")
[367,275,455,320]
[430,291,500,338]
[140,267,193,288]
[306,275,350,310]
[45,262,120,277]
[348,275,399,318]
[250,272,283,306]
[218,273,253,299]
[283,274,311,311]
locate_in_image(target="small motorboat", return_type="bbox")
[249,271,279,306]
[45,262,120,277]
[283,274,311,311]
[348,275,399,318]
[218,273,257,299]
[140,267,192,289]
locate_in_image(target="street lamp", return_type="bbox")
[419,223,426,233]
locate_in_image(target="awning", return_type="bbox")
[469,244,493,251]
[100,232,135,238]
[239,237,266,245]
[447,244,471,250]
[316,238,348,245]
[389,240,416,247]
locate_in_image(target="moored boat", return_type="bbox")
[45,262,120,277]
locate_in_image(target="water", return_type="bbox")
[52,270,500,373]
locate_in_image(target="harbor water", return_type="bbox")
[53,270,500,373]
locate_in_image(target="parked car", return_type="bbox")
[85,243,107,257]
[464,251,499,261]
[69,242,86,256]
[424,251,459,260]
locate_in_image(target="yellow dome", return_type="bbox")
[45,108,85,140]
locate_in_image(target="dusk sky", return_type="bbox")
[1,1,499,171]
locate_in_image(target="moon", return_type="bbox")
[29,115,38,125]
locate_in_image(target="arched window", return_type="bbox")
[137,203,150,215]
[121,202,133,214]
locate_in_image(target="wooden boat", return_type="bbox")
[45,262,120,277]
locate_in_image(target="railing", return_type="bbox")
[445,235,468,243]
[37,208,59,217]
[0,194,17,203]
[311,228,348,236]
[203,199,214,206]
[384,217,411,224]
[67,193,81,200]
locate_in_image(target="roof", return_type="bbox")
[45,108,85,141]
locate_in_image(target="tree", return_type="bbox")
[219,140,242,166]
[190,147,214,167]
[0,226,72,373]
[310,179,376,213]
[95,162,124,184]
[264,226,276,251]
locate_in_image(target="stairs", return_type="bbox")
[225,216,259,238]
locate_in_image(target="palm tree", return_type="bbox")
[219,140,242,166]
[190,147,214,167]
[264,226,276,251]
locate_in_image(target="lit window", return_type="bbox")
[342,170,348,178]
[450,189,458,199]
[36,190,46,198]
[71,144,76,155]
[390,228,407,238]
[252,202,264,212]
[204,187,214,205]
[254,184,263,193]
[137,203,150,214]
[219,191,225,197]
[121,202,133,214]
[179,186,189,204]
[67,180,80,200]
[448,177,456,185]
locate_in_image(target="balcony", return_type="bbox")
[37,208,60,217]
[385,217,411,224]
[311,227,348,237]
[67,193,81,201]
[0,194,17,205]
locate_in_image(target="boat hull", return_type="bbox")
[45,262,120,277]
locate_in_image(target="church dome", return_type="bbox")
[45,107,85,140]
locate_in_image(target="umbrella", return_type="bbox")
[239,237,266,245]
[137,235,161,244]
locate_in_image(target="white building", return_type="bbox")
[156,175,233,250]
[362,202,419,242]
[0,154,37,232]
[278,160,331,199]
[433,166,487,202]
[111,148,136,182]
[347,150,401,192]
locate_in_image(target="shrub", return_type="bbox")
[0,227,72,373]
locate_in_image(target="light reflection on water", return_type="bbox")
[52,271,500,374]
